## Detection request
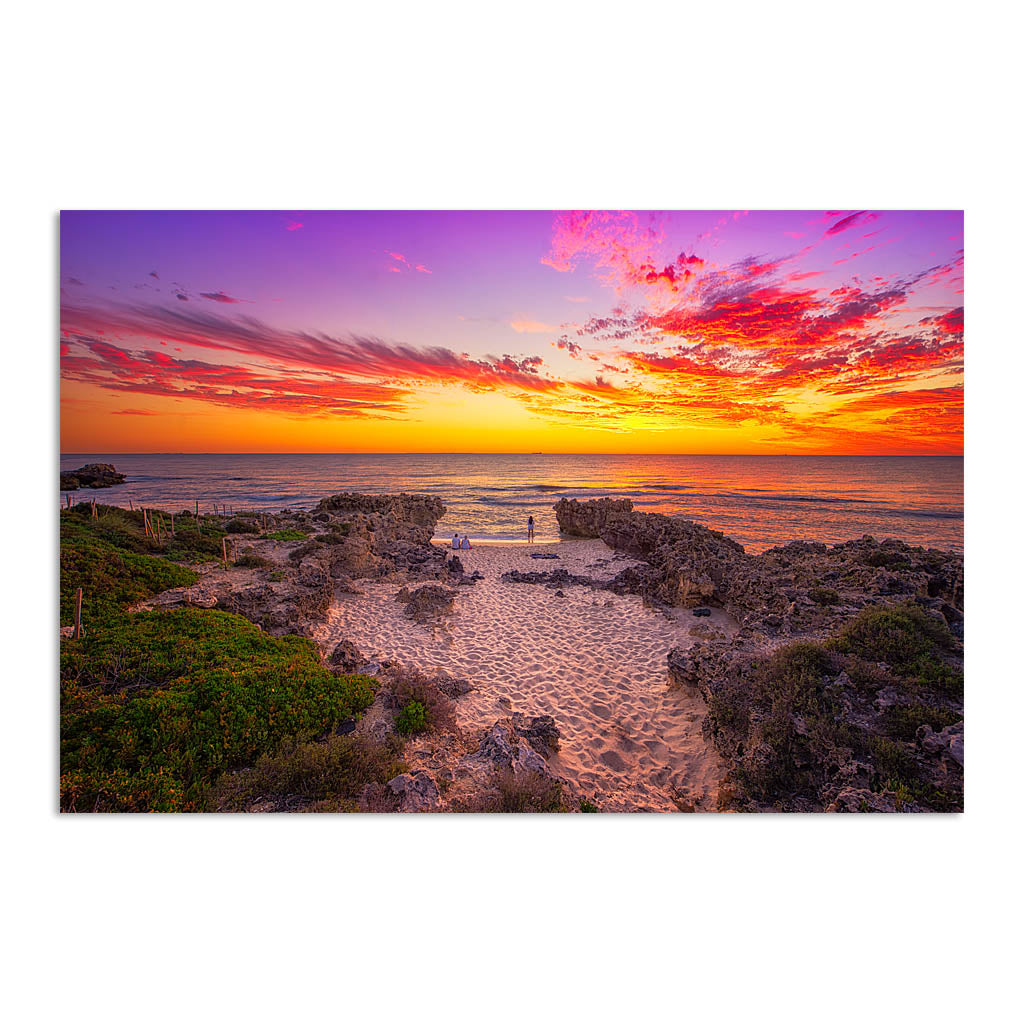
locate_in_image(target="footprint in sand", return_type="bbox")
[600,749,629,772]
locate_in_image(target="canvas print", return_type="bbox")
[59,210,964,813]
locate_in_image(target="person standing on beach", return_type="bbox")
[527,515,535,543]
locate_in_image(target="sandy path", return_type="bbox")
[314,540,732,811]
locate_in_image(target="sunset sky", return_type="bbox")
[60,210,964,454]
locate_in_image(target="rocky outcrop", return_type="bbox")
[297,494,448,581]
[464,719,560,781]
[511,712,560,757]
[387,770,441,811]
[60,463,126,490]
[554,497,964,637]
[400,584,456,623]
[329,639,366,674]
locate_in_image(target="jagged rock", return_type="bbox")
[402,584,456,622]
[693,607,712,617]
[430,671,474,698]
[329,639,365,673]
[826,787,903,813]
[387,770,440,811]
[555,497,963,634]
[501,567,595,588]
[60,463,126,490]
[529,552,560,559]
[511,713,561,756]
[917,721,964,766]
[472,722,553,778]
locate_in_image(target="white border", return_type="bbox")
[6,1,1021,1020]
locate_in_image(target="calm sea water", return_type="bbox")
[59,453,963,553]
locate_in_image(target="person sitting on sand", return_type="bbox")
[451,533,460,549]
[527,515,535,543]
[460,535,472,549]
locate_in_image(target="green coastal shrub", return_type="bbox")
[60,609,376,811]
[395,700,428,735]
[210,732,406,811]
[61,504,225,566]
[712,601,963,811]
[267,528,308,542]
[60,531,197,627]
[830,602,953,672]
[233,551,272,569]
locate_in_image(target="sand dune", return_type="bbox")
[315,539,733,811]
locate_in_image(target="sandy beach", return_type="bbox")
[314,538,734,811]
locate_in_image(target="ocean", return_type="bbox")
[59,453,964,553]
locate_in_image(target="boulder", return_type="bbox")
[511,713,561,756]
[60,463,126,490]
[329,639,365,673]
[402,584,456,623]
[387,770,440,811]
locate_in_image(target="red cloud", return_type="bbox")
[200,291,242,304]
[825,211,879,236]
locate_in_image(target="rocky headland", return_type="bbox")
[60,463,126,490]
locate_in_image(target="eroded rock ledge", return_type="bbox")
[144,491,453,636]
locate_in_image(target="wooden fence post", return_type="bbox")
[222,537,228,569]
[170,512,175,537]
[73,587,83,640]
[129,499,134,512]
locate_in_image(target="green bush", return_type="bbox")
[61,504,225,567]
[881,703,962,742]
[225,518,259,534]
[395,700,428,735]
[60,531,197,627]
[211,732,406,811]
[267,529,308,542]
[233,551,272,569]
[831,602,954,672]
[809,587,840,606]
[386,668,456,733]
[60,609,376,811]
[870,736,916,781]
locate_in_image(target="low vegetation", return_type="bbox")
[478,769,566,812]
[60,506,380,812]
[210,732,406,812]
[706,602,963,812]
[266,528,308,542]
[395,700,428,735]
[61,610,377,810]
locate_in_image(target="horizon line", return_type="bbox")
[60,450,965,458]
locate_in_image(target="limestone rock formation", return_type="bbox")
[60,463,126,490]
[401,584,456,623]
